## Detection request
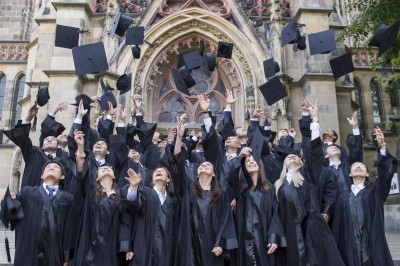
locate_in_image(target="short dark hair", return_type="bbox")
[93,138,109,150]
[42,159,66,177]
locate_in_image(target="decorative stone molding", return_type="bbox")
[158,0,232,18]
[135,20,253,95]
[0,43,29,62]
[352,48,378,66]
[95,0,149,14]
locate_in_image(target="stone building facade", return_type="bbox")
[0,0,399,196]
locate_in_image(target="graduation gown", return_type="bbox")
[71,157,121,266]
[332,150,398,266]
[230,161,286,266]
[173,151,238,266]
[11,185,73,266]
[119,185,180,266]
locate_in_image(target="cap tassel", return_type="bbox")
[5,236,11,262]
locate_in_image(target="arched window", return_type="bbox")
[0,75,6,120]
[389,88,399,115]
[13,74,25,126]
[353,79,365,137]
[370,79,383,124]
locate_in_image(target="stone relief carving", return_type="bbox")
[0,43,29,61]
[158,0,231,18]
[352,49,378,66]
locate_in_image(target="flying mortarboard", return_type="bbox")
[281,20,300,47]
[217,42,233,59]
[170,66,194,96]
[373,20,400,57]
[259,76,288,106]
[126,26,144,45]
[263,58,280,79]
[36,86,50,107]
[131,45,141,59]
[308,29,336,55]
[99,91,117,111]
[39,115,66,147]
[70,94,94,109]
[182,51,203,70]
[72,42,109,75]
[202,53,217,77]
[329,53,355,79]
[110,8,134,38]
[55,24,80,49]
[117,73,132,95]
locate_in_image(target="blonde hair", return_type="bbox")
[275,155,305,198]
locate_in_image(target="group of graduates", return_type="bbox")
[0,88,398,266]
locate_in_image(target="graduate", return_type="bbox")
[332,127,398,266]
[3,160,73,266]
[71,129,124,266]
[274,100,344,266]
[230,146,286,266]
[173,117,238,266]
[119,165,180,266]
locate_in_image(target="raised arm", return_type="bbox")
[346,111,363,164]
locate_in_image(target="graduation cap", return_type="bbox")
[329,53,355,79]
[201,53,217,77]
[182,51,203,70]
[281,20,300,46]
[249,126,269,164]
[369,20,400,57]
[217,42,233,59]
[99,91,117,111]
[259,76,288,106]
[39,115,66,147]
[110,8,134,38]
[117,73,132,95]
[72,42,109,75]
[126,26,144,45]
[308,29,336,55]
[55,24,80,49]
[170,66,195,96]
[71,94,94,109]
[263,58,280,78]
[100,79,114,92]
[0,186,24,230]
[131,45,141,59]
[36,86,50,107]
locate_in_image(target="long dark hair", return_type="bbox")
[257,160,270,192]
[94,180,120,204]
[193,164,220,205]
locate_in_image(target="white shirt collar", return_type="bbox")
[153,186,167,205]
[286,169,296,184]
[226,153,237,160]
[329,161,342,169]
[44,152,57,158]
[43,183,59,196]
[96,158,106,165]
[351,183,365,196]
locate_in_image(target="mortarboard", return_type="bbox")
[217,42,233,59]
[182,51,203,70]
[131,45,141,59]
[249,126,269,164]
[376,20,400,57]
[117,73,132,95]
[259,76,288,106]
[308,29,336,55]
[281,20,300,46]
[39,115,66,147]
[0,186,24,229]
[329,53,355,79]
[70,94,94,109]
[110,8,133,38]
[99,91,117,111]
[170,66,193,96]
[263,58,280,78]
[55,24,79,49]
[369,24,388,47]
[202,53,217,77]
[72,42,109,75]
[126,26,144,45]
[36,87,50,107]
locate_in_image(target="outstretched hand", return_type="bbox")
[77,100,88,119]
[251,106,264,119]
[26,102,39,121]
[125,168,142,188]
[373,126,385,147]
[73,129,85,147]
[347,111,358,129]
[197,94,210,112]
[52,100,64,115]
[308,99,318,120]
[225,89,238,105]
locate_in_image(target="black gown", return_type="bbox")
[71,157,121,266]
[332,150,398,266]
[230,160,286,266]
[9,185,73,266]
[277,166,345,266]
[119,185,180,266]
[173,151,238,266]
